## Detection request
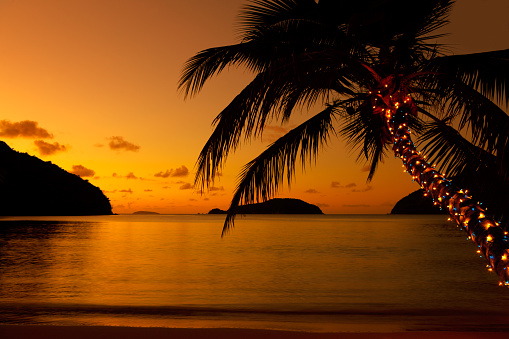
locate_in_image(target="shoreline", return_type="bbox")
[0,325,507,339]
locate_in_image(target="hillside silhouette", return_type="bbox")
[0,141,112,215]
[391,189,446,215]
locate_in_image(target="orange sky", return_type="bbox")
[0,0,507,214]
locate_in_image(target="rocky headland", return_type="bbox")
[391,189,446,214]
[0,141,112,216]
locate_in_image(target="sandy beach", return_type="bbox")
[0,326,506,339]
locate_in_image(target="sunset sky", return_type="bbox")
[0,0,507,214]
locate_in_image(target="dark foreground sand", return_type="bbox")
[0,325,505,339]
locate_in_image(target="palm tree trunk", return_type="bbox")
[373,84,509,286]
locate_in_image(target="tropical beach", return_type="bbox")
[1,0,509,337]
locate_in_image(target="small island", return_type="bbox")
[208,198,323,214]
[132,211,160,215]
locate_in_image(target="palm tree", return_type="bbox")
[179,0,509,285]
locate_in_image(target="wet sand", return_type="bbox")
[0,325,505,339]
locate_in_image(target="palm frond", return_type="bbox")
[194,51,364,191]
[178,13,371,99]
[418,119,493,177]
[411,0,453,40]
[429,49,509,107]
[221,104,339,235]
[438,80,509,162]
[340,103,388,181]
[418,119,509,221]
[178,40,278,98]
[238,0,319,33]
[339,97,424,181]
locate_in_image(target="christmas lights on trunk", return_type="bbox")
[368,75,509,286]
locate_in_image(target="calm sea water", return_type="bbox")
[1,214,508,332]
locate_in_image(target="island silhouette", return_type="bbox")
[208,198,323,214]
[0,141,112,215]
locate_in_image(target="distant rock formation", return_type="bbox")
[132,211,160,215]
[0,141,112,216]
[208,198,323,214]
[391,189,446,214]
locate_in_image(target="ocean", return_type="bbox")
[0,214,508,332]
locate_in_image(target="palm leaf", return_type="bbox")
[443,82,509,168]
[194,50,364,191]
[221,104,339,235]
[238,0,319,32]
[418,119,509,221]
[429,49,509,106]
[418,119,492,177]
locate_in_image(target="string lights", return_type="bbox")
[368,75,509,286]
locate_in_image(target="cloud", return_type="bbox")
[0,120,53,139]
[108,136,140,152]
[209,186,224,191]
[305,189,320,194]
[331,182,357,189]
[351,185,373,193]
[264,125,288,134]
[144,189,153,192]
[70,165,95,177]
[179,183,193,190]
[343,204,371,208]
[154,165,189,178]
[125,172,138,179]
[361,165,370,172]
[261,125,290,142]
[172,166,189,177]
[154,170,171,178]
[34,140,67,155]
[102,189,117,193]
[119,188,133,194]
